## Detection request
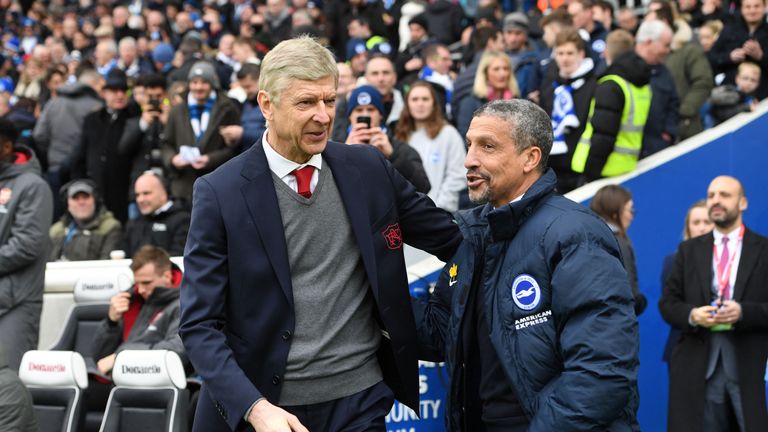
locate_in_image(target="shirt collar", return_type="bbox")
[713,225,741,245]
[153,200,174,216]
[261,129,322,179]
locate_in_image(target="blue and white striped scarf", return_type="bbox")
[551,83,579,155]
[188,91,217,142]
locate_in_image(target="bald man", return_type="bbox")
[660,176,768,432]
[121,172,190,257]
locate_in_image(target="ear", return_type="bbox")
[522,146,542,173]
[257,89,273,122]
[739,196,748,212]
[162,269,173,285]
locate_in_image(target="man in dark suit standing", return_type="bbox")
[179,36,462,432]
[660,175,768,432]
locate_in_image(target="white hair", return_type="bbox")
[636,20,671,43]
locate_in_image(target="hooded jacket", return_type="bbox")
[91,265,188,369]
[49,205,122,262]
[0,146,52,312]
[582,52,651,181]
[32,82,103,172]
[415,169,640,431]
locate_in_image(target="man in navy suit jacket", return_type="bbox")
[179,36,462,432]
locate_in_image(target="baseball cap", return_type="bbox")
[346,38,368,60]
[67,180,95,198]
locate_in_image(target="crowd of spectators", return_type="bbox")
[0,0,766,264]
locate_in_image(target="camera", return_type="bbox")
[148,97,162,113]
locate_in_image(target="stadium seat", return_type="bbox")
[99,350,189,432]
[19,350,89,432]
[47,271,133,431]
[48,271,133,353]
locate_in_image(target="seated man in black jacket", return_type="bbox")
[91,245,188,375]
[122,171,190,258]
[343,85,431,194]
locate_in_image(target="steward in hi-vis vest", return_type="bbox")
[571,51,652,181]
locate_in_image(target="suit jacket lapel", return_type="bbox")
[323,143,379,301]
[240,142,294,306]
[694,233,715,304]
[733,229,760,302]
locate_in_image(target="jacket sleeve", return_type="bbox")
[430,128,467,212]
[69,116,90,180]
[90,319,123,361]
[32,103,52,157]
[658,243,700,331]
[529,213,639,430]
[387,137,431,194]
[202,104,240,170]
[374,145,462,262]
[679,47,714,119]
[583,80,624,181]
[160,108,179,172]
[179,177,263,430]
[118,302,188,367]
[0,177,52,275]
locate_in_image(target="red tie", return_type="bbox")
[293,166,315,198]
[719,237,730,300]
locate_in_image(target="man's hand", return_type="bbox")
[219,125,244,146]
[172,153,191,169]
[345,122,374,145]
[369,130,393,158]
[97,353,117,375]
[108,292,131,322]
[141,109,161,126]
[690,305,718,328]
[743,39,763,60]
[730,48,746,63]
[405,57,423,72]
[191,154,210,170]
[714,300,742,324]
[247,399,309,432]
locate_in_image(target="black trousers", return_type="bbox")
[283,381,394,432]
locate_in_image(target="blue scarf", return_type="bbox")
[551,83,580,155]
[188,92,216,142]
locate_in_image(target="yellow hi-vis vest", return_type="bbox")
[571,74,651,177]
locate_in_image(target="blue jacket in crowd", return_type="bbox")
[415,169,640,431]
[239,99,267,153]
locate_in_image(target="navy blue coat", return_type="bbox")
[179,139,461,431]
[415,169,640,431]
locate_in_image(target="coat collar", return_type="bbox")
[486,168,557,242]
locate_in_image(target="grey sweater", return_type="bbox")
[273,166,382,405]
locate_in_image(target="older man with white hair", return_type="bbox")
[635,19,680,158]
[179,36,460,432]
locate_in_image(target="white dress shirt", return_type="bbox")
[261,130,322,193]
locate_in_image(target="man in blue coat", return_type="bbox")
[415,99,640,431]
[179,36,461,432]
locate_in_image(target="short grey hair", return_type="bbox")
[259,36,338,105]
[473,99,553,172]
[636,20,671,43]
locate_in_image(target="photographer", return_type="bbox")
[123,73,172,216]
[344,85,431,194]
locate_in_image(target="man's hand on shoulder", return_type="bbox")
[247,399,309,432]
[108,291,131,322]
